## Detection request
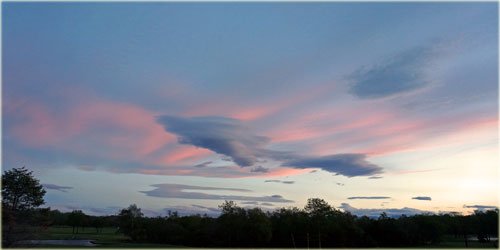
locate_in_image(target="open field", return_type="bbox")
[18,226,181,248]
[416,235,498,248]
[12,225,498,248]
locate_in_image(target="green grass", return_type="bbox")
[29,226,181,248]
[417,235,498,248]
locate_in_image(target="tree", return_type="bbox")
[118,204,146,241]
[67,210,86,234]
[2,167,46,247]
[2,167,46,211]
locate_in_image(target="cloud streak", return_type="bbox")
[283,154,383,177]
[412,196,432,201]
[251,166,269,173]
[157,116,269,166]
[463,205,498,210]
[348,45,436,99]
[157,115,384,177]
[264,180,295,184]
[348,196,391,200]
[43,183,73,192]
[141,183,294,203]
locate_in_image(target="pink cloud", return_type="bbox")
[158,146,213,165]
[184,83,335,122]
[7,94,177,165]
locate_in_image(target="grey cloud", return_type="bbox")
[463,205,498,210]
[283,154,383,177]
[339,203,429,218]
[157,115,384,177]
[241,201,259,205]
[348,196,391,200]
[336,182,345,186]
[157,116,269,166]
[368,176,383,179]
[412,196,432,201]
[265,180,295,184]
[43,183,73,192]
[141,183,293,203]
[191,204,220,212]
[348,45,436,99]
[241,201,274,207]
[265,180,281,183]
[251,166,269,173]
[193,161,212,168]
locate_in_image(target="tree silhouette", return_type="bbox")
[118,204,146,241]
[2,167,46,211]
[67,210,86,234]
[1,167,46,247]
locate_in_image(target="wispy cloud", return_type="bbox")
[157,116,269,166]
[412,196,432,201]
[348,45,437,99]
[43,183,73,192]
[264,179,295,184]
[348,196,391,200]
[141,183,294,203]
[264,180,281,183]
[283,154,383,177]
[251,166,269,173]
[158,115,384,177]
[463,204,498,210]
[193,161,212,168]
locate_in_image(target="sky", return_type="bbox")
[2,2,499,217]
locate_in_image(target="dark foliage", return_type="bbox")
[3,196,499,247]
[1,167,47,247]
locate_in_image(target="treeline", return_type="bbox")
[34,198,498,248]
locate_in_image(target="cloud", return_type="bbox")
[463,205,498,211]
[42,183,73,192]
[241,201,259,205]
[191,204,220,212]
[283,154,383,177]
[336,182,345,186]
[339,203,429,218]
[348,45,436,99]
[368,176,383,179]
[264,180,295,184]
[157,116,270,166]
[251,166,269,173]
[348,196,391,200]
[193,161,212,168]
[412,196,432,201]
[141,183,294,203]
[157,115,384,177]
[265,180,281,183]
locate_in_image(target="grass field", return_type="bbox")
[29,226,181,248]
[418,235,498,248]
[19,226,498,248]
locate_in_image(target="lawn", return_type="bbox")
[417,235,498,248]
[30,226,182,248]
